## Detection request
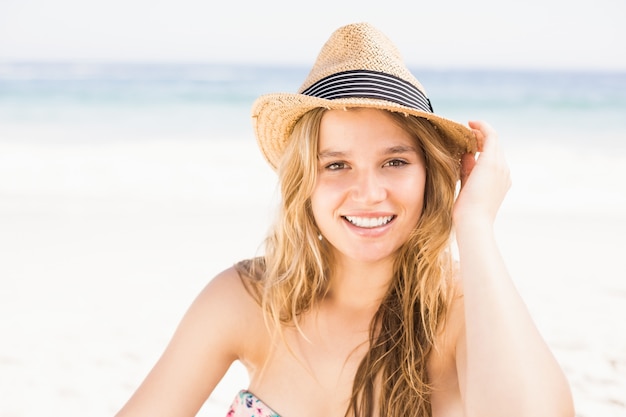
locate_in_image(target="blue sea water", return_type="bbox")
[1,62,625,152]
[0,62,625,215]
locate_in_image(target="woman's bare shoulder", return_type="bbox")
[114,264,267,416]
[195,263,264,329]
[200,262,269,354]
[202,264,256,301]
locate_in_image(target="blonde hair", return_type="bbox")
[237,107,462,417]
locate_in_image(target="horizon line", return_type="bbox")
[1,60,625,75]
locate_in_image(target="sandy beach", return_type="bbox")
[1,125,625,417]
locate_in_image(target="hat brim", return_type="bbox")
[252,93,477,170]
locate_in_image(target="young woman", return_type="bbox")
[116,23,574,417]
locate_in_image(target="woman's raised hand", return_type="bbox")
[453,120,511,228]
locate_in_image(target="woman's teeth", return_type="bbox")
[344,215,394,228]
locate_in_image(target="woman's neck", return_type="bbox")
[325,256,394,312]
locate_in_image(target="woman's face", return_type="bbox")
[310,108,427,266]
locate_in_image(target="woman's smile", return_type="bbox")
[342,214,395,229]
[340,213,397,239]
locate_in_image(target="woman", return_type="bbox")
[116,23,574,417]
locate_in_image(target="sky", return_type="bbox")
[0,0,624,71]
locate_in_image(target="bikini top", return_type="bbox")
[226,390,281,417]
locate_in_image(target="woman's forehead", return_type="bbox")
[319,108,414,142]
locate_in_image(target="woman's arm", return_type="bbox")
[115,267,251,417]
[453,121,574,417]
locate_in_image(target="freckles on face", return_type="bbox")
[310,108,427,264]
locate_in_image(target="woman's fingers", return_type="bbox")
[468,120,497,154]
[454,120,511,225]
[459,152,476,188]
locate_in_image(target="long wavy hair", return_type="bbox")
[237,107,463,417]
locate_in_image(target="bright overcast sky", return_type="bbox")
[0,0,624,71]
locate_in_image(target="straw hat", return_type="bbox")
[252,22,476,170]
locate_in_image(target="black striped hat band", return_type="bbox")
[301,69,434,113]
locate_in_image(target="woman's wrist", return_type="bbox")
[453,210,496,236]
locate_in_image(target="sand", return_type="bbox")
[0,134,624,416]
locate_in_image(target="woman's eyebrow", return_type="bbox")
[317,145,418,159]
[318,150,348,160]
[384,145,418,155]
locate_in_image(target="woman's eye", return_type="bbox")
[326,162,347,170]
[384,159,407,167]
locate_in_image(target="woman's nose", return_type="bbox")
[350,169,387,204]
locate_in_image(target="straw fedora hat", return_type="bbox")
[252,22,476,170]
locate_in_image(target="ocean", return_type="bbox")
[0,62,625,213]
[1,62,625,146]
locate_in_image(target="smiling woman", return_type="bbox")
[114,22,575,417]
